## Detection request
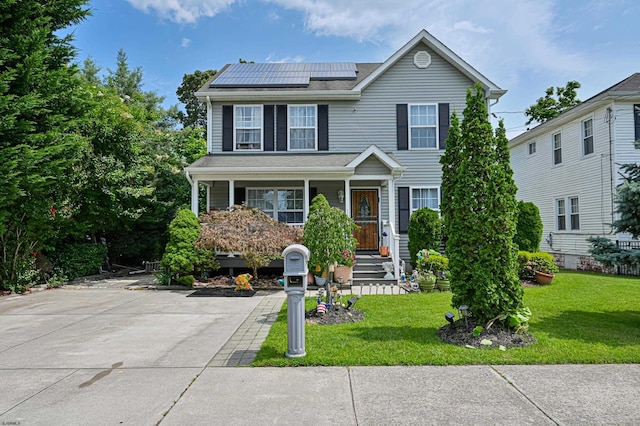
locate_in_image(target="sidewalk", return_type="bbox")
[0,281,638,425]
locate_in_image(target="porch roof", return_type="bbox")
[185,150,404,179]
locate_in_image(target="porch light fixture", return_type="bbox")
[337,189,345,203]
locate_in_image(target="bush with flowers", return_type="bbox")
[339,249,356,267]
[234,273,253,291]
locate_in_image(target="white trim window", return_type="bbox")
[552,132,562,165]
[288,105,317,150]
[235,105,262,151]
[582,118,594,156]
[556,196,580,231]
[247,188,304,224]
[411,187,439,212]
[528,141,536,155]
[409,104,437,149]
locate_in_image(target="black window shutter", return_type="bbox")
[397,104,408,150]
[634,104,640,143]
[276,105,287,151]
[309,187,318,205]
[233,187,245,206]
[264,105,274,151]
[318,105,329,151]
[222,105,233,152]
[438,103,450,150]
[398,187,410,233]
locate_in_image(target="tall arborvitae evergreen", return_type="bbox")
[0,1,90,289]
[440,84,523,323]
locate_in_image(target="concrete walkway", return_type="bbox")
[0,280,638,425]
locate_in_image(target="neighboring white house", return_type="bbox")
[509,73,640,269]
[186,29,505,276]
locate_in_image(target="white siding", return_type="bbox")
[510,104,625,265]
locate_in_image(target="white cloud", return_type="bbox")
[181,37,191,47]
[267,0,592,80]
[265,53,305,63]
[126,0,237,23]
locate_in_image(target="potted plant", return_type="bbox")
[436,270,451,291]
[334,249,355,284]
[533,257,559,284]
[380,231,389,257]
[417,270,436,292]
[303,195,358,296]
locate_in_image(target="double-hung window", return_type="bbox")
[582,118,594,156]
[528,142,536,155]
[409,104,437,149]
[634,104,640,145]
[289,105,316,150]
[556,196,580,231]
[552,132,562,165]
[246,188,304,224]
[235,105,262,150]
[411,187,439,212]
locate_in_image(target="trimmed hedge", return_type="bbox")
[52,243,107,280]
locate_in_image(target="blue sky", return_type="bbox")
[70,0,640,138]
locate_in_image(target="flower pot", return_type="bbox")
[534,270,554,285]
[315,276,327,286]
[436,278,451,291]
[379,245,389,257]
[418,274,436,292]
[333,266,352,283]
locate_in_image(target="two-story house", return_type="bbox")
[187,29,505,277]
[509,73,640,270]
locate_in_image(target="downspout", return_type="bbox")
[185,170,193,185]
[607,106,615,234]
[206,96,213,154]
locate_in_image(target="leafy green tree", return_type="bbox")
[407,207,442,267]
[514,201,543,252]
[81,56,102,86]
[441,83,523,323]
[524,81,581,125]
[176,69,217,128]
[0,0,90,290]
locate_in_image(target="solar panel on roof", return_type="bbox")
[211,62,358,87]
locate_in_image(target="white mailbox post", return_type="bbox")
[282,244,310,358]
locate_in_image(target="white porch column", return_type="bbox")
[228,180,235,207]
[191,178,199,216]
[304,179,309,222]
[344,180,351,216]
[205,184,211,213]
[387,178,395,226]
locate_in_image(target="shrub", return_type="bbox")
[162,208,219,283]
[529,252,559,275]
[408,207,441,267]
[517,251,534,279]
[514,201,543,252]
[416,252,448,274]
[52,242,108,281]
[176,275,195,287]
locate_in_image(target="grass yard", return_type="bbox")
[253,271,640,366]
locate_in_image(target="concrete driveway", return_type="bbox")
[0,282,273,425]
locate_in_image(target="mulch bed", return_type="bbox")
[197,274,283,290]
[437,317,537,349]
[305,304,364,325]
[188,288,257,297]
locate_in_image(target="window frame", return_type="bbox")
[528,141,537,155]
[555,196,580,232]
[288,104,317,151]
[246,187,304,225]
[410,186,440,213]
[408,103,438,150]
[582,118,594,156]
[634,104,640,146]
[234,105,263,151]
[552,132,562,165]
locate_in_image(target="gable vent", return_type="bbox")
[414,51,431,69]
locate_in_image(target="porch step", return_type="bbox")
[353,253,394,283]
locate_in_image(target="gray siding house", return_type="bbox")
[187,29,505,277]
[509,73,640,269]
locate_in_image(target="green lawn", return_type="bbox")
[253,271,640,366]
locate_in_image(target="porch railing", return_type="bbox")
[382,220,400,284]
